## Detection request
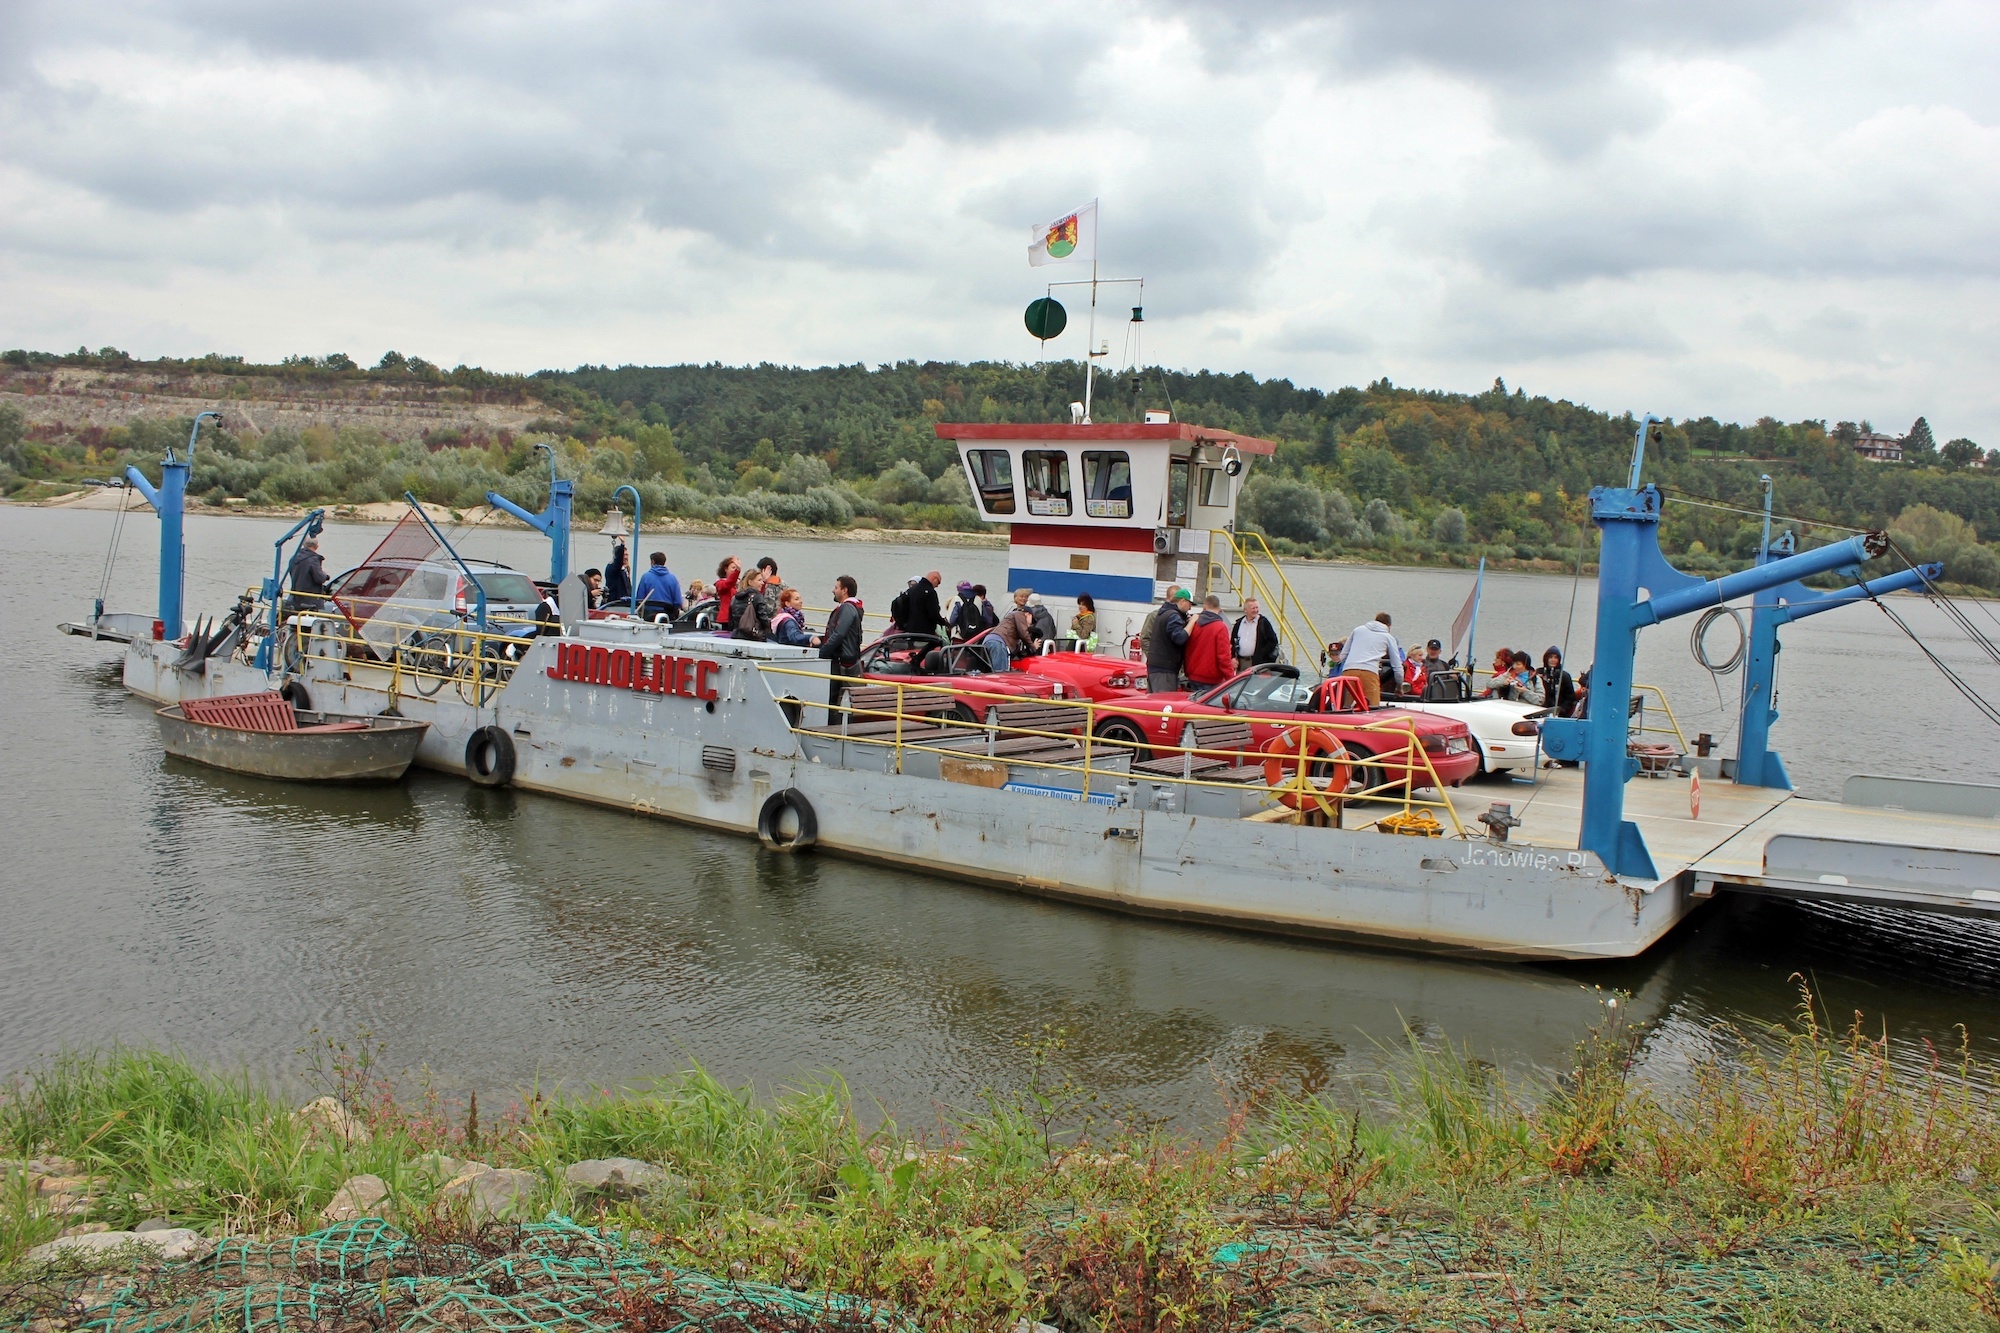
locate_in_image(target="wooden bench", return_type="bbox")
[815,685,966,746]
[180,691,366,734]
[1132,720,1266,784]
[929,699,1090,764]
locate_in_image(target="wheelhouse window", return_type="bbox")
[965,449,1016,515]
[1082,450,1133,518]
[1167,459,1191,526]
[1200,466,1232,507]
[1022,449,1073,517]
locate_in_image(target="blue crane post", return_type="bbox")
[123,411,219,641]
[1734,559,1938,788]
[256,508,327,670]
[484,442,572,584]
[1539,416,1889,877]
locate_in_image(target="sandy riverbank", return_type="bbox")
[9,489,1011,550]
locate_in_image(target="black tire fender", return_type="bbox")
[757,788,818,852]
[279,680,313,713]
[465,725,516,787]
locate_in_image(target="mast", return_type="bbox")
[1082,202,1100,423]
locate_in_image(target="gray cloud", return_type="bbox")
[1170,0,1853,155]
[0,0,1995,442]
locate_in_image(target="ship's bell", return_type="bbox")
[598,507,630,538]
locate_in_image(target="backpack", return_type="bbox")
[951,597,983,642]
[1139,606,1161,648]
[889,585,913,629]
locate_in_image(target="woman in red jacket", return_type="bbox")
[711,556,741,614]
[1183,594,1236,689]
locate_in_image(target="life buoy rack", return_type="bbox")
[757,788,818,852]
[465,725,516,787]
[1261,729,1349,811]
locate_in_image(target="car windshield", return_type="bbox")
[1209,669,1316,712]
[470,572,539,604]
[1242,670,1317,711]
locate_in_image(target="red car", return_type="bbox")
[856,632,1055,722]
[1012,649,1149,702]
[1087,663,1480,790]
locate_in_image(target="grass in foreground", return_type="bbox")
[4,992,2000,1331]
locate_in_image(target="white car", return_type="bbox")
[1391,692,1549,775]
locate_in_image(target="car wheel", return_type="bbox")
[1341,743,1375,792]
[1094,718,1150,760]
[949,702,981,727]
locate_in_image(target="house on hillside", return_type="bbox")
[1853,431,1903,462]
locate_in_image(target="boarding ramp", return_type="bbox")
[1688,775,2000,920]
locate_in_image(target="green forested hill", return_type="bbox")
[552,360,2000,586]
[5,348,1997,588]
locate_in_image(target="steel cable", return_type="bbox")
[1690,606,1746,674]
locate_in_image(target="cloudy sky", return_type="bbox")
[2,1,1996,440]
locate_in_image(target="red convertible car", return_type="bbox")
[856,632,1055,722]
[1012,649,1149,702]
[1083,663,1480,790]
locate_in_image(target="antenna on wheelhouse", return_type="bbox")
[1026,199,1144,423]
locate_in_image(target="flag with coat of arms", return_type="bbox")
[1029,200,1096,267]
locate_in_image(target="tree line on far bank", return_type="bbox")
[3,348,1998,590]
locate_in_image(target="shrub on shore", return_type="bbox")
[5,996,2000,1329]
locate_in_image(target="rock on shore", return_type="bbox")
[292,1096,371,1146]
[439,1165,541,1222]
[322,1173,390,1222]
[24,1228,212,1266]
[564,1157,680,1202]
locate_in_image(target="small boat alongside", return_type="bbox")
[155,691,430,783]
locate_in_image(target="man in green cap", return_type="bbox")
[1143,586,1193,694]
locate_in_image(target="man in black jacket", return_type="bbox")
[285,538,330,613]
[893,570,946,637]
[817,574,865,722]
[1144,588,1192,694]
[1231,597,1279,670]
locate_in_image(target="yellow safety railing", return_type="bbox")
[1628,683,1690,753]
[1220,530,1327,668]
[752,664,1468,837]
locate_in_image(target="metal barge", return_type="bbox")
[71,415,2000,960]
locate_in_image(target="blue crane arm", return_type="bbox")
[124,467,161,512]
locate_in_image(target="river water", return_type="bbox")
[6,504,2000,1121]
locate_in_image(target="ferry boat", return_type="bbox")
[67,414,2000,960]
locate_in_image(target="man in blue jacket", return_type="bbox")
[633,551,683,621]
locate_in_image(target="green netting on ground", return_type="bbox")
[9,1218,910,1333]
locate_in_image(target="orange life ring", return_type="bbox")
[1261,729,1350,810]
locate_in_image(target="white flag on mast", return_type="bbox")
[1450,561,1484,661]
[1028,200,1096,267]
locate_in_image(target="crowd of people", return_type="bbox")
[569,539,1594,719]
[1303,610,1586,719]
[301,524,1591,724]
[556,539,868,686]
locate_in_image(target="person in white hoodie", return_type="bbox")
[1336,612,1403,708]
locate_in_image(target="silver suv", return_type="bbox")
[322,556,543,657]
